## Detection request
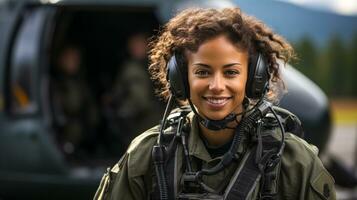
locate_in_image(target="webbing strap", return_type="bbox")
[165,145,177,200]
[224,148,260,200]
[224,134,282,200]
[152,136,282,200]
[151,133,177,200]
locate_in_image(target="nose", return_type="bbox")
[209,73,225,93]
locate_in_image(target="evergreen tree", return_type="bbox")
[316,47,330,95]
[293,36,318,82]
[346,32,357,96]
[320,35,347,96]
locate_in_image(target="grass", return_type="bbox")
[330,98,357,125]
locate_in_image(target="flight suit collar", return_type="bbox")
[188,113,212,161]
[187,113,248,163]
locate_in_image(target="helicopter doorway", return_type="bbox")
[48,6,164,167]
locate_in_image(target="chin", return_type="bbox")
[204,111,230,120]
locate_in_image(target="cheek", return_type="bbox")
[241,78,248,92]
[187,69,204,98]
[238,70,248,93]
[236,74,248,88]
[230,76,248,98]
[236,84,246,97]
[187,72,194,97]
[189,78,204,98]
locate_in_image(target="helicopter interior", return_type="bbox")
[47,6,164,166]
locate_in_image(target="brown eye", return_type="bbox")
[194,70,210,77]
[224,70,239,77]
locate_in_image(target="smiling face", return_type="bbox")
[187,35,249,120]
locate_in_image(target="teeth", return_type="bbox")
[207,98,228,104]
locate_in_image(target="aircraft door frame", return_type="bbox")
[0,2,25,116]
[0,5,66,175]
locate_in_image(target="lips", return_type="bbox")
[203,96,231,109]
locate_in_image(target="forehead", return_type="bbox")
[186,35,248,63]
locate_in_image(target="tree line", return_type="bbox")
[292,33,357,97]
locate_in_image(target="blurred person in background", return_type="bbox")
[107,33,164,151]
[52,45,99,160]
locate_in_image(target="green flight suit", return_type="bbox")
[94,112,336,200]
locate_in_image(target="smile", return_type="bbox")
[204,97,231,107]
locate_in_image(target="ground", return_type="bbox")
[328,98,357,199]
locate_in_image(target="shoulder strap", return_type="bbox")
[151,131,177,200]
[151,107,190,200]
[224,146,260,200]
[271,106,304,138]
[224,134,282,200]
[258,136,282,200]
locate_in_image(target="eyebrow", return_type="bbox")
[193,63,242,68]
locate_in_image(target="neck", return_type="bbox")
[198,115,242,147]
[199,125,234,147]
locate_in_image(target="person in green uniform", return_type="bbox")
[52,45,98,159]
[94,7,336,200]
[110,33,164,150]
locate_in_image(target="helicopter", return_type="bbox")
[0,0,355,199]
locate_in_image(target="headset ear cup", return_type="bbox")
[167,55,189,100]
[246,54,269,99]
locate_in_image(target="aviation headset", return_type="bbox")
[167,52,270,101]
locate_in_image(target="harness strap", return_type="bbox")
[224,147,260,200]
[151,106,300,200]
[258,137,282,200]
[224,134,282,200]
[151,131,178,200]
[152,135,282,200]
[165,144,177,200]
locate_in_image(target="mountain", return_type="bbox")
[234,0,357,46]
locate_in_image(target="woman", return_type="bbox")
[94,7,335,200]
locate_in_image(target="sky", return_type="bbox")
[1,0,357,16]
[277,0,357,16]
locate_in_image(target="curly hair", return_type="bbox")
[148,7,295,103]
